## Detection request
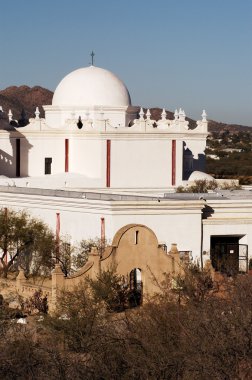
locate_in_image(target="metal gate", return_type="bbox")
[238,244,248,273]
[211,243,248,275]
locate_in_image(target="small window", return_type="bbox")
[45,157,52,174]
[135,230,139,245]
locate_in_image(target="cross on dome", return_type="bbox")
[90,51,95,66]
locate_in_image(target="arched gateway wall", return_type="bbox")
[16,224,182,312]
[100,224,182,295]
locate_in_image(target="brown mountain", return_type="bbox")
[207,120,252,134]
[0,86,251,133]
[0,86,53,120]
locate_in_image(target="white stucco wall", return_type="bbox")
[0,190,204,261]
[23,136,65,176]
[111,139,173,188]
[69,137,106,186]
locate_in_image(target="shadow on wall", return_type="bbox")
[193,153,206,173]
[0,122,32,177]
[183,141,206,180]
[183,143,193,180]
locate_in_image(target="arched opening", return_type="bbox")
[129,268,142,307]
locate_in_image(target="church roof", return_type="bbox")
[52,65,131,108]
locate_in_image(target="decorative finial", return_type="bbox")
[35,107,40,120]
[202,109,207,121]
[8,109,13,122]
[174,109,178,120]
[178,108,185,121]
[146,109,151,120]
[161,108,167,121]
[139,107,145,121]
[90,51,95,66]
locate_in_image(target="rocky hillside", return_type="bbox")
[0,86,251,133]
[0,86,53,120]
[208,120,252,134]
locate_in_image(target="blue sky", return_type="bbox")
[1,0,251,125]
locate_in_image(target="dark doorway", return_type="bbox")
[129,268,142,307]
[211,236,248,275]
[45,157,52,175]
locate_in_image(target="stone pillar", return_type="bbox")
[89,248,101,278]
[51,264,65,313]
[169,243,180,274]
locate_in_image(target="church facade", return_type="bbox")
[0,64,251,278]
[0,65,207,188]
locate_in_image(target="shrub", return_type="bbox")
[87,265,131,312]
[24,289,48,315]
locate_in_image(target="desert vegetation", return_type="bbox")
[206,130,252,184]
[176,179,241,193]
[0,264,252,379]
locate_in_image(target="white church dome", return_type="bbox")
[52,65,131,107]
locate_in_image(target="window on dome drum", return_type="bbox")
[135,230,139,245]
[45,157,52,175]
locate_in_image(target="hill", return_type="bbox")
[208,120,252,134]
[0,86,53,120]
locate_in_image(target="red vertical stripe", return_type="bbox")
[65,139,69,172]
[106,140,111,188]
[172,140,176,186]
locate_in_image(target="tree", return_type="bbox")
[173,263,215,304]
[46,280,105,354]
[53,235,75,277]
[87,265,130,312]
[52,237,109,277]
[71,237,108,270]
[0,208,55,277]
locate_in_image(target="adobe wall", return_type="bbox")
[16,224,182,312]
[100,224,182,296]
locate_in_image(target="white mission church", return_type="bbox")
[0,61,251,275]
